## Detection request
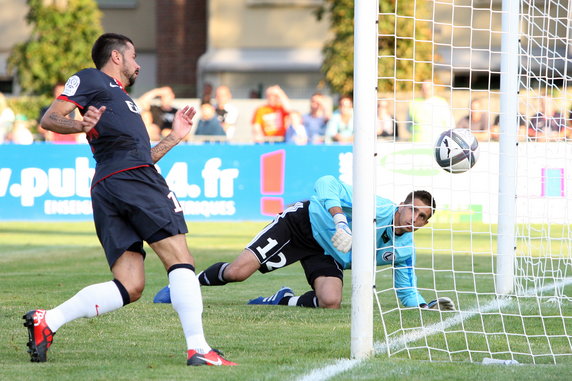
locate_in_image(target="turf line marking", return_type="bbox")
[297,277,572,381]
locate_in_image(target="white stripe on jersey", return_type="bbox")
[246,201,305,247]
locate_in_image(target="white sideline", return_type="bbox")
[296,277,572,381]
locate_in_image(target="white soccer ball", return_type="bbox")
[434,128,480,173]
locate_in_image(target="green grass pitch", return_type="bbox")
[0,221,570,380]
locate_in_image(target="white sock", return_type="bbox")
[45,281,125,332]
[288,296,300,306]
[169,267,211,354]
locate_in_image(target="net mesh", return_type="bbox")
[372,0,572,364]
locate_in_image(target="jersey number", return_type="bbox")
[168,191,184,212]
[256,238,287,271]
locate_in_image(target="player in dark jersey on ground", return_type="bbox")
[23,33,236,367]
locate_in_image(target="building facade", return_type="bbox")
[1,0,570,98]
[0,0,329,98]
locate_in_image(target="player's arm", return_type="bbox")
[313,175,353,209]
[273,85,291,112]
[137,86,171,112]
[151,105,196,163]
[394,260,455,310]
[41,99,105,135]
[313,176,354,253]
[393,259,427,307]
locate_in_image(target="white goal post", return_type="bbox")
[351,0,379,360]
[352,0,572,363]
[496,0,520,296]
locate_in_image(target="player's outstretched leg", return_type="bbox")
[247,286,295,305]
[187,348,237,366]
[154,262,231,303]
[197,262,230,286]
[23,310,55,362]
[22,280,128,362]
[153,262,232,303]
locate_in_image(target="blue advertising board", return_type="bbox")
[0,144,352,221]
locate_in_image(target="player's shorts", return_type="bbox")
[246,201,344,287]
[91,166,188,268]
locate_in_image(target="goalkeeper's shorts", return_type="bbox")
[246,201,343,286]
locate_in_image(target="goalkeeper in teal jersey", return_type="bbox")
[155,175,454,310]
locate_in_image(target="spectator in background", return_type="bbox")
[138,86,178,137]
[201,82,214,105]
[303,93,329,144]
[38,83,84,143]
[285,111,308,145]
[193,103,227,138]
[568,107,572,140]
[251,85,291,143]
[407,80,455,143]
[6,115,34,145]
[0,92,16,144]
[249,89,261,99]
[528,96,566,141]
[214,85,239,140]
[377,99,398,139]
[456,97,491,141]
[325,95,354,144]
[141,108,161,143]
[491,113,527,142]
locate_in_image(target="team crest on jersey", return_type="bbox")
[125,101,141,114]
[382,251,394,263]
[62,75,80,96]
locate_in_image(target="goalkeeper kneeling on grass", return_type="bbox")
[155,175,454,311]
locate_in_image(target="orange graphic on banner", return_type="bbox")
[260,150,285,215]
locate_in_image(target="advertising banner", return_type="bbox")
[0,142,568,223]
[0,144,351,221]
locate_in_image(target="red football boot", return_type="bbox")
[23,309,55,362]
[187,348,237,366]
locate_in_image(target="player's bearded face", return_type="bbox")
[120,45,140,87]
[124,67,138,87]
[121,56,139,87]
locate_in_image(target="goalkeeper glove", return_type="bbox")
[331,213,352,253]
[425,297,455,311]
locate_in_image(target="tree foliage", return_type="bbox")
[8,0,103,96]
[316,0,434,95]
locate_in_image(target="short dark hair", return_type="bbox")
[404,190,436,211]
[91,33,134,70]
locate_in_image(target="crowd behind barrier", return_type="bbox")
[1,82,572,145]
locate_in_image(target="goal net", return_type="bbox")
[353,0,572,364]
